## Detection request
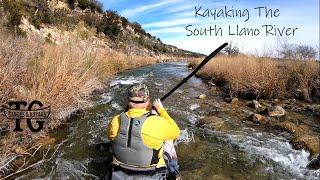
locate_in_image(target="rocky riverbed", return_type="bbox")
[12,62,320,179]
[196,84,320,167]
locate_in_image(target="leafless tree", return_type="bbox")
[279,44,317,60]
[224,41,240,56]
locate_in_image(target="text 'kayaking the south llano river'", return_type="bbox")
[185,6,299,37]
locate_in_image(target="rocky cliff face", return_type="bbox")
[1,0,203,59]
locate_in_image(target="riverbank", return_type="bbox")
[0,31,192,178]
[189,56,320,162]
[4,61,319,179]
[190,55,320,102]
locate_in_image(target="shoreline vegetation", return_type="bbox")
[0,0,199,177]
[189,55,319,102]
[0,0,319,178]
[0,31,191,178]
[189,55,320,159]
[0,31,151,178]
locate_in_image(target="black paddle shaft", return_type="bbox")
[160,43,228,101]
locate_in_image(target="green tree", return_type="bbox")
[30,0,54,29]
[132,22,146,35]
[120,16,129,28]
[67,0,76,9]
[2,0,26,36]
[97,14,121,40]
[78,0,103,13]
[82,13,100,27]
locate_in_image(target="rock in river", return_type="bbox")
[211,102,221,112]
[307,154,320,170]
[190,104,200,111]
[268,105,286,117]
[225,97,238,103]
[207,81,216,87]
[197,116,227,131]
[251,100,262,109]
[250,113,268,124]
[198,94,206,99]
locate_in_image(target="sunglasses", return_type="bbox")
[129,99,146,104]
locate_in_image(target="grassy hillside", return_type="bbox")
[0,0,203,58]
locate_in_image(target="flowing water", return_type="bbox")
[16,62,320,179]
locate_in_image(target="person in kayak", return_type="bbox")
[107,83,181,180]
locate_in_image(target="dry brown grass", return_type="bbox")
[190,55,320,101]
[0,30,156,177]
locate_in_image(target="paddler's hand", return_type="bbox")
[153,99,164,111]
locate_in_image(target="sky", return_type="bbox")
[100,0,319,56]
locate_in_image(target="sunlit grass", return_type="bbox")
[0,30,156,177]
[190,55,320,101]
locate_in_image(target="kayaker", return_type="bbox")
[107,83,181,180]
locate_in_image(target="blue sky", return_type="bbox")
[100,0,319,56]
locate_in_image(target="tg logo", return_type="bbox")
[0,100,51,132]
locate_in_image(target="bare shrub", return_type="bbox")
[223,41,240,56]
[279,44,317,60]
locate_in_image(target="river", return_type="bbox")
[15,62,320,179]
